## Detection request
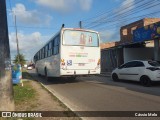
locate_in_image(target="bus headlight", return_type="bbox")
[96,59,100,69]
[61,59,65,65]
[61,59,66,70]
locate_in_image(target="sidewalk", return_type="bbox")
[97,72,111,77]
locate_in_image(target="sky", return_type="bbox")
[5,0,160,61]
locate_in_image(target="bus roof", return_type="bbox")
[61,28,99,34]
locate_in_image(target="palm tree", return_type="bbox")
[13,54,26,66]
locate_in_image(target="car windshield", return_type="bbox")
[148,61,160,67]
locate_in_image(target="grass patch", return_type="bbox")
[13,81,36,105]
[2,81,37,120]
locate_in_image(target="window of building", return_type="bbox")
[131,26,137,34]
[123,29,127,36]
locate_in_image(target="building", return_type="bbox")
[101,18,160,72]
[120,18,160,44]
[100,41,121,49]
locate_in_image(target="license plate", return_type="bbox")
[78,63,85,66]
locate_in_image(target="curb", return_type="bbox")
[39,81,83,120]
[26,71,83,119]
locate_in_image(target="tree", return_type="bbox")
[13,54,26,66]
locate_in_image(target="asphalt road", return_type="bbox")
[28,69,160,120]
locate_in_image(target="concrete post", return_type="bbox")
[154,39,160,61]
[0,0,15,111]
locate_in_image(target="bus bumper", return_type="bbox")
[60,69,100,76]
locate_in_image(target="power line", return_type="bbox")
[82,0,136,22]
[8,25,60,30]
[82,2,137,28]
[83,0,144,23]
[96,0,159,23]
[85,0,160,29]
[97,10,160,31]
[83,0,145,28]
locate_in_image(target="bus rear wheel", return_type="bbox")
[68,77,76,80]
[45,68,50,81]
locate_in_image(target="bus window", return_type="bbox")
[42,47,45,59]
[63,30,99,47]
[53,35,60,55]
[45,44,49,58]
[48,42,52,57]
[54,35,60,46]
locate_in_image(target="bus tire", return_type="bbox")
[69,77,76,80]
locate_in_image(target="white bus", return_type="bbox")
[34,28,101,80]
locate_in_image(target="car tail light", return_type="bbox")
[146,67,160,71]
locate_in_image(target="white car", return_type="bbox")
[27,66,32,70]
[112,60,160,86]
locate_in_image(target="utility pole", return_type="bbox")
[14,15,20,63]
[79,21,82,29]
[0,0,15,111]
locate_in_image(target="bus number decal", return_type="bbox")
[88,59,95,62]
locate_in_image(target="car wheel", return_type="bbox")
[112,73,119,82]
[140,76,152,87]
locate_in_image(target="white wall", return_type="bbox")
[124,48,154,63]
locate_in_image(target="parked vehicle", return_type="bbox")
[12,64,22,84]
[112,60,160,87]
[27,65,33,70]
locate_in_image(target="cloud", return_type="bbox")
[12,3,52,25]
[114,0,135,15]
[34,0,92,12]
[121,0,135,11]
[79,0,92,11]
[99,29,119,43]
[9,32,50,61]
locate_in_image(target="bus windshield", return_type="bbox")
[63,30,99,47]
